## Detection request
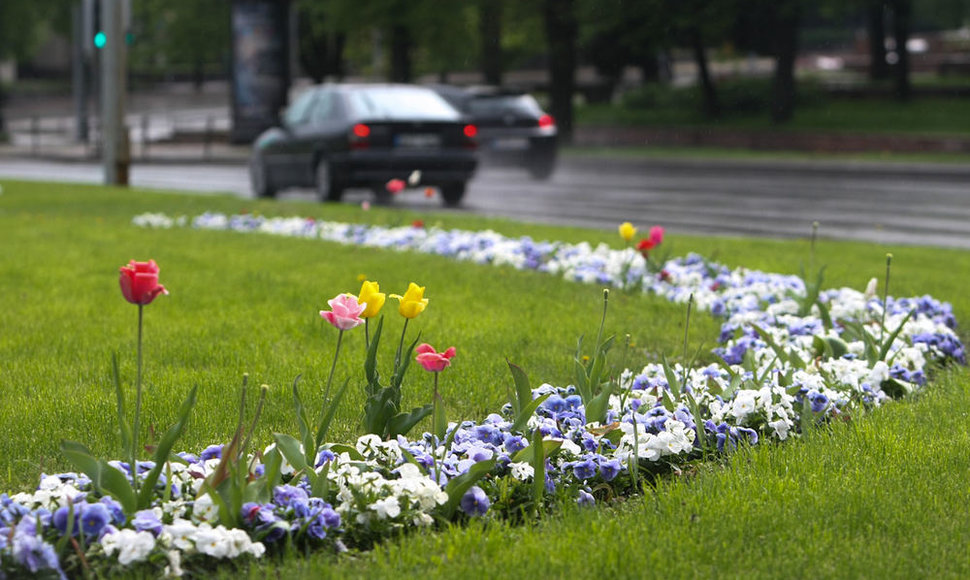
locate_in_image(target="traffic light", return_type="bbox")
[94,30,107,49]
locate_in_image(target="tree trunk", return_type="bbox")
[479,0,503,85]
[689,26,719,119]
[868,1,889,80]
[891,0,912,101]
[297,9,328,83]
[329,33,346,80]
[770,1,799,124]
[389,25,412,83]
[543,0,577,144]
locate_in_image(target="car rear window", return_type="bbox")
[346,87,461,121]
[467,94,543,118]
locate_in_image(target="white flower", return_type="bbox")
[192,493,218,523]
[164,550,183,578]
[509,462,535,481]
[370,496,401,520]
[193,525,232,558]
[768,418,791,440]
[731,393,757,421]
[102,529,156,566]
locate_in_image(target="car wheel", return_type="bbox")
[527,157,556,181]
[250,156,276,198]
[316,159,344,202]
[440,182,466,207]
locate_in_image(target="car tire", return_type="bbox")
[440,182,466,207]
[528,157,556,181]
[316,159,344,202]
[250,156,276,198]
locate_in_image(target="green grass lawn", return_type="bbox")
[1,178,968,578]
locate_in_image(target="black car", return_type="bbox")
[249,84,479,206]
[431,85,558,180]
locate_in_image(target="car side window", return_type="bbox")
[310,92,335,125]
[284,90,316,127]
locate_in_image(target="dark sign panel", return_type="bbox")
[230,0,290,143]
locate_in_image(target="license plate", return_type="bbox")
[490,137,529,150]
[395,134,441,149]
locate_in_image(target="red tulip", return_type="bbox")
[119,260,168,305]
[386,178,406,194]
[415,343,456,373]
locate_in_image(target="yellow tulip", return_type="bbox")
[390,283,429,319]
[357,280,386,319]
[618,222,636,242]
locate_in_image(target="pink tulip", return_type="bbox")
[320,293,366,330]
[648,226,665,246]
[415,343,456,372]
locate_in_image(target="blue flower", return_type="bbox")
[460,486,490,517]
[598,458,622,482]
[78,502,111,538]
[577,490,595,507]
[571,458,597,481]
[199,444,224,461]
[132,509,163,536]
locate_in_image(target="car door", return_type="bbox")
[289,89,339,186]
[268,89,317,188]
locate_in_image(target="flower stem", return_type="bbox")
[364,318,371,351]
[394,318,410,371]
[324,329,345,406]
[881,253,893,344]
[132,304,143,496]
[432,372,440,483]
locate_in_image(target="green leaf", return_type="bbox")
[530,429,546,515]
[364,316,384,389]
[510,393,551,435]
[273,433,311,474]
[585,384,614,425]
[506,360,532,417]
[878,309,917,362]
[510,436,563,465]
[290,376,314,461]
[61,440,137,515]
[438,458,496,520]
[661,354,681,393]
[315,377,350,449]
[387,405,433,439]
[751,324,792,366]
[390,332,422,390]
[310,462,331,499]
[326,443,364,461]
[110,353,131,462]
[573,358,591,402]
[816,299,834,330]
[137,385,198,510]
[881,378,913,398]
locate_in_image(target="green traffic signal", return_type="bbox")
[94,31,107,49]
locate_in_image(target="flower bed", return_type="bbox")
[0,214,963,578]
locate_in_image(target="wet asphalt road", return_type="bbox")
[1,154,968,249]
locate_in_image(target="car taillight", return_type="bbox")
[462,124,478,149]
[537,114,555,128]
[350,123,371,149]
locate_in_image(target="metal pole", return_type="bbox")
[100,0,129,185]
[72,0,89,142]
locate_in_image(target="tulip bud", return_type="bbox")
[864,277,878,300]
